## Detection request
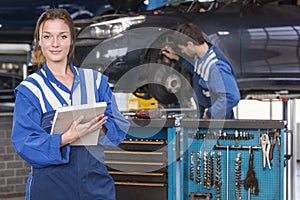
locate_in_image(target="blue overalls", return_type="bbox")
[12,63,130,200]
[178,45,240,119]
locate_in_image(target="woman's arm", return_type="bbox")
[97,75,130,146]
[12,91,70,168]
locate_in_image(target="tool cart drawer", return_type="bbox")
[105,140,168,173]
[177,120,285,200]
[105,121,173,200]
[115,182,167,200]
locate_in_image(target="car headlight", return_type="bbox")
[77,15,146,39]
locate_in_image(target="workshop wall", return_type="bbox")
[0,114,29,198]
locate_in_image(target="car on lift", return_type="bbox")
[0,0,112,111]
[74,0,300,106]
[0,0,112,44]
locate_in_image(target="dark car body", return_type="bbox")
[0,72,22,102]
[0,0,112,111]
[0,0,112,44]
[75,1,300,105]
[0,72,22,112]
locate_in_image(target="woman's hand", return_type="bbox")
[61,114,107,146]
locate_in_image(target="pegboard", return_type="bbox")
[179,126,284,200]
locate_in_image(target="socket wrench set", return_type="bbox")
[176,120,285,200]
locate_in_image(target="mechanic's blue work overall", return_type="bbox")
[12,63,130,200]
[178,45,240,119]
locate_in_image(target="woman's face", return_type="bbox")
[39,19,71,66]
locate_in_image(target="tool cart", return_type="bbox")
[104,118,285,200]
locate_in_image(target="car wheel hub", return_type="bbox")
[164,73,181,93]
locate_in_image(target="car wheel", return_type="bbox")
[145,47,192,106]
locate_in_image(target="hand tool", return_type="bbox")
[190,151,195,181]
[277,135,281,162]
[235,130,239,144]
[203,151,208,188]
[215,152,222,200]
[244,147,259,196]
[235,153,242,200]
[269,130,281,162]
[214,145,261,151]
[260,133,271,169]
[196,151,201,184]
[226,146,229,200]
[209,151,215,188]
[190,192,212,200]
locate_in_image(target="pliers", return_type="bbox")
[260,133,271,169]
[269,131,281,162]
